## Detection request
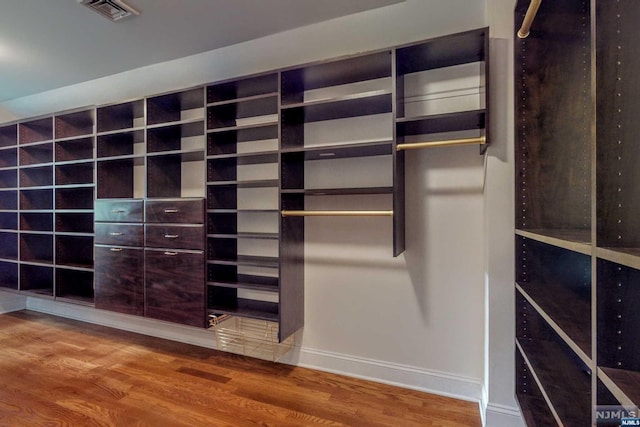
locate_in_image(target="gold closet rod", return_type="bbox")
[281,210,394,217]
[396,136,486,151]
[517,0,542,38]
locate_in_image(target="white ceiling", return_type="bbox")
[0,0,403,103]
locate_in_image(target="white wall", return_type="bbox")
[485,0,523,425]
[0,106,16,123]
[0,0,512,415]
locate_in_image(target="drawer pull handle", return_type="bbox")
[109,232,124,236]
[164,251,178,256]
[164,208,179,214]
[164,234,179,239]
[111,209,126,214]
[110,248,123,252]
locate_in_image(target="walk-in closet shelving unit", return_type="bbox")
[0,110,96,304]
[0,27,489,353]
[515,0,640,425]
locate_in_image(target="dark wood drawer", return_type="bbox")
[95,223,144,246]
[144,248,205,327]
[145,199,204,224]
[95,245,144,316]
[145,224,204,250]
[95,199,143,222]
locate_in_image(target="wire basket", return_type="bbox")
[209,314,294,362]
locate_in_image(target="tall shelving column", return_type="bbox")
[595,0,640,412]
[53,109,95,305]
[205,74,282,328]
[514,0,593,425]
[18,116,55,297]
[0,123,19,290]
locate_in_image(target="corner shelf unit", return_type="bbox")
[515,0,640,424]
[0,27,490,348]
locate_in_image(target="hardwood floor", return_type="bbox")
[0,310,481,426]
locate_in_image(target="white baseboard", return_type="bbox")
[485,402,524,427]
[26,297,484,406]
[0,291,26,313]
[280,345,484,404]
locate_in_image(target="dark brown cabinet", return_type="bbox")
[144,198,205,327]
[95,245,144,316]
[144,249,205,327]
[95,199,144,315]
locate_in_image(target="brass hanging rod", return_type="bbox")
[281,210,393,217]
[517,0,542,38]
[396,136,486,151]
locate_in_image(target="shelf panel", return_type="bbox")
[281,187,393,196]
[396,109,485,136]
[208,275,278,292]
[208,255,279,269]
[597,247,640,270]
[282,92,392,123]
[206,121,279,134]
[208,299,278,322]
[281,140,392,160]
[208,232,279,240]
[516,283,591,361]
[516,228,591,255]
[598,367,640,408]
[207,179,278,188]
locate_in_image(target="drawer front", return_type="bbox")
[145,199,204,224]
[95,199,143,222]
[145,224,204,250]
[144,248,205,327]
[95,223,144,246]
[95,245,144,316]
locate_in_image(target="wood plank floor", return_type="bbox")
[0,310,481,426]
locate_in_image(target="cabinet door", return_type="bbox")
[95,245,144,316]
[144,249,205,327]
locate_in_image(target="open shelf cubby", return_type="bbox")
[55,268,94,305]
[147,87,204,126]
[19,117,53,145]
[19,143,53,166]
[97,100,144,133]
[0,147,17,168]
[0,168,18,188]
[55,110,94,139]
[0,260,18,290]
[20,263,53,296]
[55,137,94,162]
[0,231,18,260]
[97,130,144,158]
[0,212,17,230]
[0,124,18,147]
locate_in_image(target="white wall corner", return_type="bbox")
[485,402,525,427]
[0,291,26,313]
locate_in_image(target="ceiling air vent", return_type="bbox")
[79,0,140,22]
